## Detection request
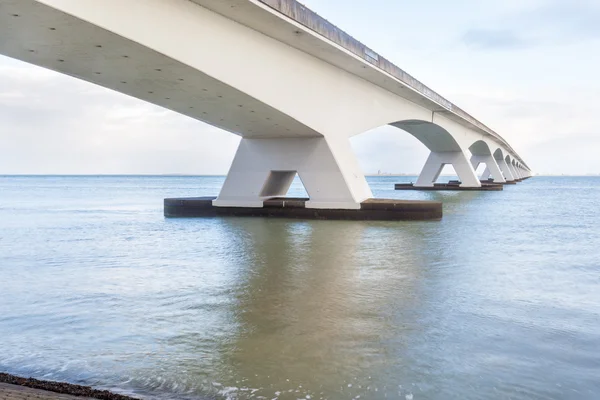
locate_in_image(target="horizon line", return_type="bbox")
[1,174,598,177]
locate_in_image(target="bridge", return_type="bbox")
[1,0,531,213]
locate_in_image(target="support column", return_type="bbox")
[470,155,507,183]
[511,163,521,179]
[497,158,515,181]
[415,151,481,187]
[480,167,491,180]
[506,161,517,180]
[214,137,372,210]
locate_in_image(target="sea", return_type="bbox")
[0,175,598,400]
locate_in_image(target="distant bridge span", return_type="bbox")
[0,0,531,209]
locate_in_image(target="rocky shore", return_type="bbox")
[0,373,140,400]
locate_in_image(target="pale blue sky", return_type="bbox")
[1,0,599,175]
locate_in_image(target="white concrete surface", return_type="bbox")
[415,151,481,187]
[498,158,516,181]
[470,155,506,183]
[213,137,372,209]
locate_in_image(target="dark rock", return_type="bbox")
[0,372,141,400]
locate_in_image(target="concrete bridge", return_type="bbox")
[1,0,531,211]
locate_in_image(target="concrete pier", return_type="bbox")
[164,197,442,221]
[481,179,518,185]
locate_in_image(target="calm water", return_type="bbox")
[0,176,599,400]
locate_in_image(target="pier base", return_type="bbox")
[164,197,442,221]
[395,182,503,191]
[481,179,518,185]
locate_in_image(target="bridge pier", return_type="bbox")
[213,137,372,210]
[199,137,445,219]
[509,163,521,180]
[480,166,491,180]
[415,151,481,187]
[470,155,506,183]
[497,158,515,181]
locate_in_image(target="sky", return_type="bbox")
[1,0,599,175]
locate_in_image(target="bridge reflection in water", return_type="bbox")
[155,217,443,398]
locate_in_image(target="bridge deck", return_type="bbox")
[251,0,526,167]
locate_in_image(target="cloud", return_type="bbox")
[445,86,600,171]
[532,0,600,41]
[461,0,600,51]
[462,29,529,50]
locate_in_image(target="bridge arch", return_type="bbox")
[351,119,480,186]
[469,140,493,156]
[351,119,463,153]
[468,140,507,183]
[494,148,505,161]
[388,120,462,153]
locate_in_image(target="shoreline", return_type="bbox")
[0,373,140,400]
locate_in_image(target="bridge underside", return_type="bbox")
[0,0,320,138]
